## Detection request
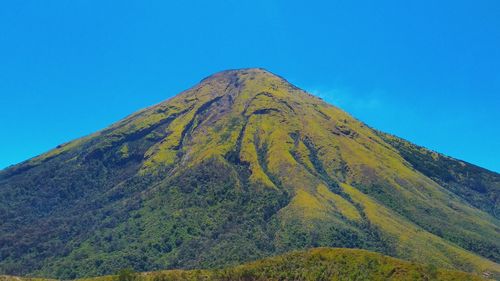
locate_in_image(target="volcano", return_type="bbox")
[1,68,498,279]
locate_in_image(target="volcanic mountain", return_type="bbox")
[0,68,498,279]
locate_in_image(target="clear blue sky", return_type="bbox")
[1,1,499,172]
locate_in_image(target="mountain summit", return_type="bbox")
[1,68,499,279]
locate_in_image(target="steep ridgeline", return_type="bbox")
[0,69,498,279]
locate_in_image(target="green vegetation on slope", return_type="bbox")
[2,249,488,281]
[80,248,487,281]
[376,133,500,262]
[378,133,499,220]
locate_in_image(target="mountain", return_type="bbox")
[0,68,498,279]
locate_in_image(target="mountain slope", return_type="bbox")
[0,68,498,279]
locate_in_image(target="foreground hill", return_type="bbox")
[0,69,498,279]
[1,248,490,281]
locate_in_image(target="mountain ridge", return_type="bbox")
[0,68,498,279]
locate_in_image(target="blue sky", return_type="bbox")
[1,0,499,172]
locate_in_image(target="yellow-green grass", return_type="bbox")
[73,248,488,281]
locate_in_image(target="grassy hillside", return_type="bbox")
[0,69,498,279]
[135,248,490,280]
[2,248,489,281]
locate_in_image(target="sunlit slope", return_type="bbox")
[1,248,489,281]
[79,248,488,281]
[378,132,499,220]
[0,69,498,279]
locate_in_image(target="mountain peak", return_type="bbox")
[200,67,274,81]
[174,68,317,111]
[197,68,294,92]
